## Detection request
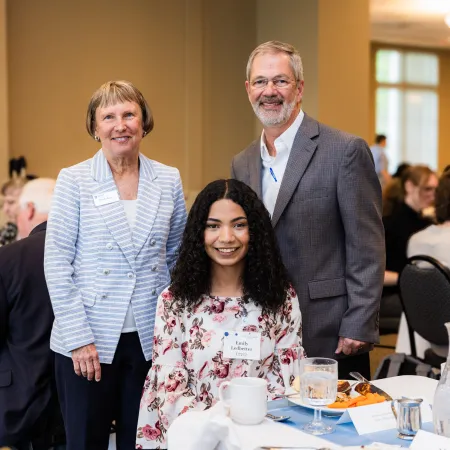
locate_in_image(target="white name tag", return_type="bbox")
[93,190,120,206]
[223,331,261,360]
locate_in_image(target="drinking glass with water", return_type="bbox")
[300,357,338,435]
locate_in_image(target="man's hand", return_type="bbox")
[71,343,101,381]
[335,337,373,356]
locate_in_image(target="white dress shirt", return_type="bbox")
[260,110,304,216]
[121,199,138,332]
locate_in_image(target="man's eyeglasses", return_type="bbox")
[250,77,296,90]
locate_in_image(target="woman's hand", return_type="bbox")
[71,343,101,382]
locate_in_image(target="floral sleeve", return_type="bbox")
[267,286,305,398]
[136,289,195,449]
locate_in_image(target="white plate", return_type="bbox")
[287,380,360,416]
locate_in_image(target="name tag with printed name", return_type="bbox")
[223,331,261,360]
[93,190,120,206]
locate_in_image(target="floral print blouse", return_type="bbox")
[136,286,304,449]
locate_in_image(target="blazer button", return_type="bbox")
[106,243,113,250]
[127,272,135,279]
[103,269,110,275]
[150,239,156,246]
[151,265,157,271]
[151,289,156,295]
[101,294,107,299]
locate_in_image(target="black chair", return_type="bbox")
[398,255,450,367]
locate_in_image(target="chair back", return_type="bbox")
[398,255,450,357]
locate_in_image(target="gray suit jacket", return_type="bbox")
[231,113,385,358]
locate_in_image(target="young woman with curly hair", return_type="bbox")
[136,179,304,449]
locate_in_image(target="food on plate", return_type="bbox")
[327,392,386,409]
[337,380,350,392]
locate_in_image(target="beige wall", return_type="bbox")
[202,0,256,185]
[0,0,8,182]
[370,43,450,173]
[8,0,189,180]
[318,0,370,141]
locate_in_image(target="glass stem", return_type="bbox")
[313,407,322,424]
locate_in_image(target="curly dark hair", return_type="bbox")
[170,179,291,315]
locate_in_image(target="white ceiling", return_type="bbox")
[371,0,450,48]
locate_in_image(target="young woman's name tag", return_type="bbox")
[93,190,120,206]
[223,331,261,360]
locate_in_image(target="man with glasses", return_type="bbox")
[231,41,385,379]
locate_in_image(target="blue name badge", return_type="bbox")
[223,331,261,360]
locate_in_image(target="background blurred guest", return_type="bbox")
[0,177,27,246]
[370,134,391,187]
[381,165,438,324]
[0,179,63,450]
[392,162,411,179]
[408,167,450,268]
[44,80,187,450]
[136,179,304,449]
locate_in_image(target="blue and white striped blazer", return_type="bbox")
[44,150,187,363]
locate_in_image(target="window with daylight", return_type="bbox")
[375,49,439,173]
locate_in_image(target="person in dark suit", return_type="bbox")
[0,178,61,450]
[231,41,385,379]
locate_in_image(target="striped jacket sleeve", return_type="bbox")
[44,168,95,352]
[165,171,187,272]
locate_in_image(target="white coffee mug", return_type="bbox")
[218,377,267,425]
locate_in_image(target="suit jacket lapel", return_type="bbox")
[247,142,262,199]
[271,114,319,228]
[91,150,135,269]
[133,155,162,257]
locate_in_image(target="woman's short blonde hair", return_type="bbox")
[86,80,154,139]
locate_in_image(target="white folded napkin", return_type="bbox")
[167,401,341,450]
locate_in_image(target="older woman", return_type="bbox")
[44,80,187,449]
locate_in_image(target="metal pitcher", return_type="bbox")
[391,397,423,440]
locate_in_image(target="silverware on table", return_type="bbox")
[265,412,291,422]
[274,392,301,399]
[349,371,393,401]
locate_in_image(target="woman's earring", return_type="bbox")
[94,136,100,142]
[143,131,147,138]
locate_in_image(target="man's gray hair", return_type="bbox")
[246,40,304,83]
[19,178,56,213]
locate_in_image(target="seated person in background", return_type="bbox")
[0,177,27,246]
[136,179,304,449]
[381,165,438,324]
[0,179,64,450]
[408,167,450,269]
[396,168,450,360]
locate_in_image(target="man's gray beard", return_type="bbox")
[252,98,297,127]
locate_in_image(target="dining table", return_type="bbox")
[267,375,438,448]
